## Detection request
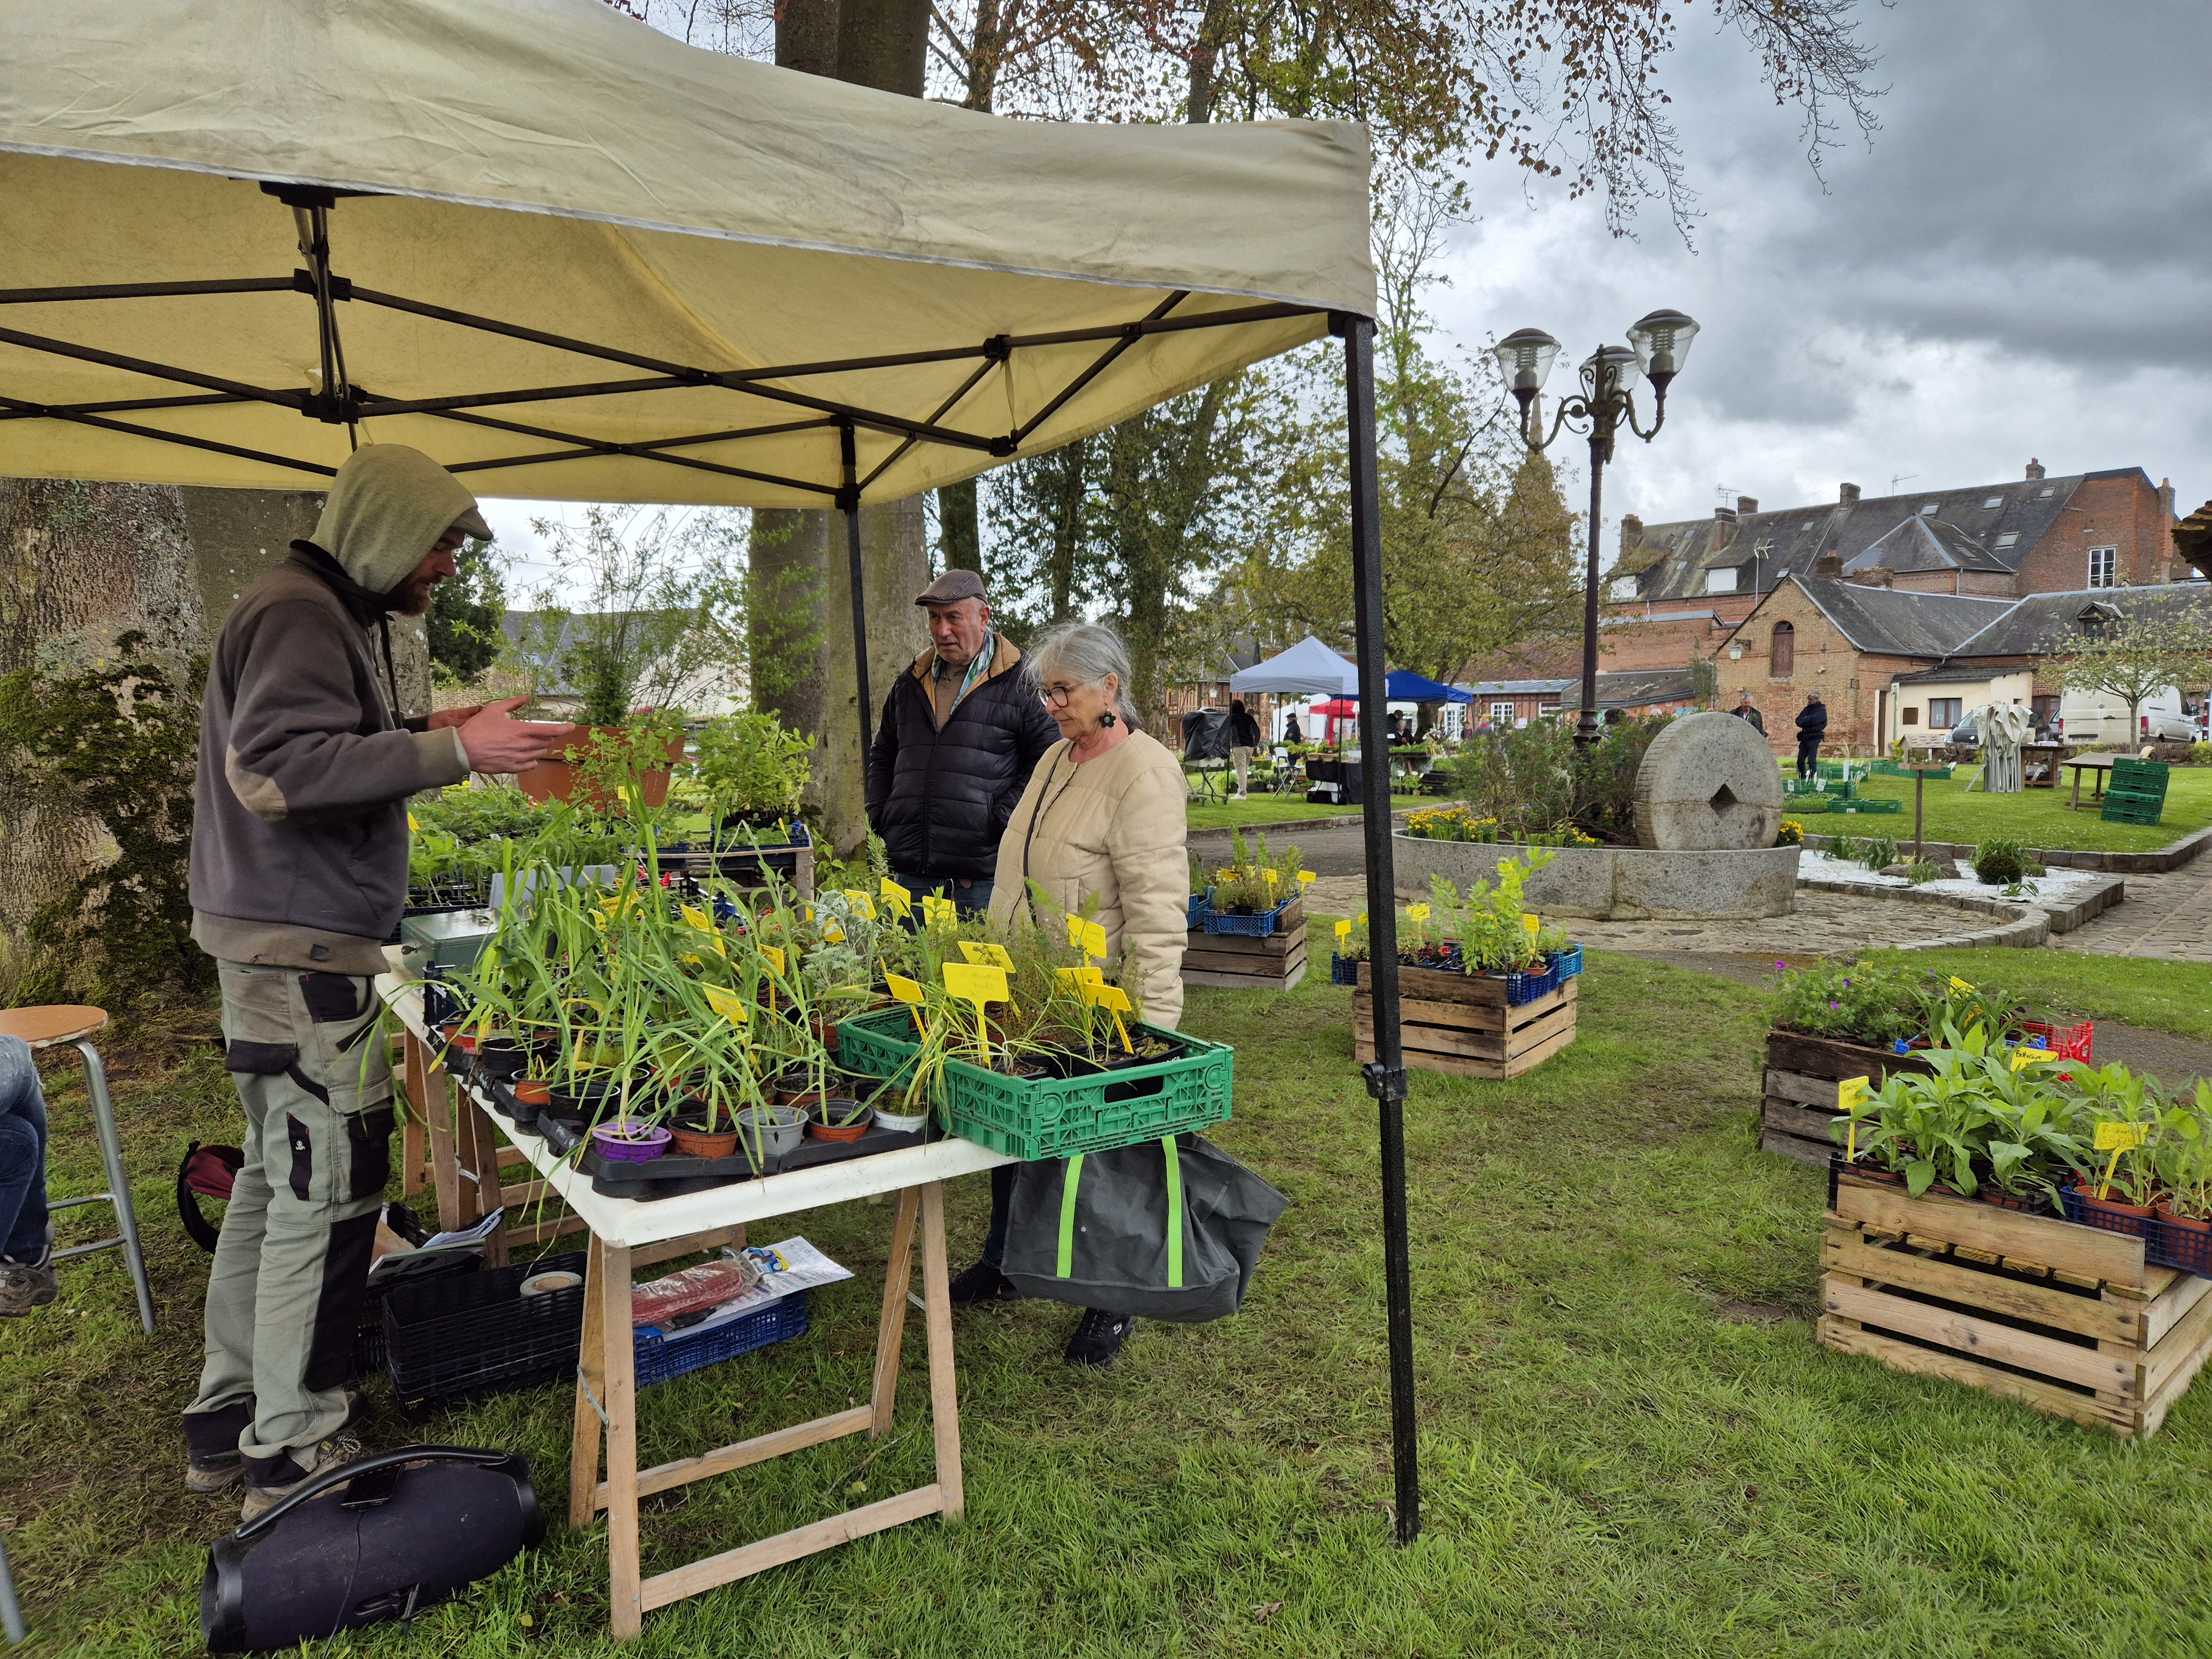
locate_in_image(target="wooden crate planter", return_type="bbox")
[1762,1031,1934,1165]
[1820,1168,2212,1438]
[1352,961,1577,1080]
[1183,920,1308,991]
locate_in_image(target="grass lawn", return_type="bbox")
[1186,791,1424,833]
[9,954,2212,1656]
[1787,763,2212,853]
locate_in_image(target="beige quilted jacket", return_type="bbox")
[988,729,1189,1029]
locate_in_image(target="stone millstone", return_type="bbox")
[1631,712,1786,851]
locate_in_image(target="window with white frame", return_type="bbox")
[2087,547,2117,588]
[1489,701,1516,722]
[1705,567,1739,593]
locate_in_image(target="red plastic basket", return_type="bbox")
[2017,1019,2093,1062]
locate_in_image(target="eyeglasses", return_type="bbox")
[1039,683,1084,708]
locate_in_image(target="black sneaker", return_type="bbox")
[1063,1307,1134,1368]
[186,1391,367,1494]
[948,1261,1018,1309]
[240,1431,365,1521]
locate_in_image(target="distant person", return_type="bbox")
[1225,698,1262,799]
[964,622,1189,1368]
[1386,711,1408,745]
[1283,712,1303,746]
[0,1036,55,1318]
[865,570,1061,917]
[1732,692,1766,734]
[1796,693,1828,780]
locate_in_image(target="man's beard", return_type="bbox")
[393,574,438,615]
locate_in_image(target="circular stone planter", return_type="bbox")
[1391,832,1801,921]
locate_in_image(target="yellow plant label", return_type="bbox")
[1297,870,1317,886]
[1065,915,1110,960]
[2095,1122,2148,1151]
[407,812,419,832]
[758,945,785,975]
[943,962,1009,1004]
[701,983,750,1025]
[1264,868,1279,885]
[921,895,957,927]
[880,877,912,915]
[1089,983,1135,1051]
[1406,904,1431,922]
[842,888,877,920]
[886,973,925,1005]
[1523,912,1542,934]
[958,941,1015,970]
[680,904,714,933]
[2010,1048,2062,1070]
[822,922,847,943]
[1837,1077,1869,1112]
[1334,919,1352,941]
[1057,966,1105,993]
[1949,976,1975,995]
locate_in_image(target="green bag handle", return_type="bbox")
[1055,1136,1183,1289]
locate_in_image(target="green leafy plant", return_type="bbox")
[687,710,814,824]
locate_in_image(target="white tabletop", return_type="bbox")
[377,973,1016,1249]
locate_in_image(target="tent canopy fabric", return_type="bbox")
[1228,636,1359,698]
[0,0,1374,506]
[1381,669,1472,703]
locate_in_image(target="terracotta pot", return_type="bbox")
[512,1077,555,1108]
[514,727,685,811]
[807,1102,874,1142]
[779,1087,827,1112]
[2153,1202,2212,1233]
[1979,1187,2041,1212]
[670,1125,741,1160]
[2075,1184,2156,1220]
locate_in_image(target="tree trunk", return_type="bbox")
[0,480,204,990]
[753,0,932,854]
[937,477,981,577]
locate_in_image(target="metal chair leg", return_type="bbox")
[72,1040,155,1334]
[0,1528,24,1646]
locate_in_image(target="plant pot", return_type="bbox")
[807,1102,874,1142]
[2153,1202,2212,1233]
[476,1038,531,1079]
[514,726,685,811]
[669,1123,742,1159]
[2075,1185,2156,1220]
[1979,1187,2044,1213]
[779,1087,827,1112]
[589,1123,671,1163]
[872,1102,931,1133]
[512,1077,555,1109]
[1849,1165,1906,1186]
[734,1104,806,1157]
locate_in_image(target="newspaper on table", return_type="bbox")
[642,1238,853,1335]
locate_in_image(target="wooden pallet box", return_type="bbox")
[1182,920,1308,990]
[1351,961,1577,1080]
[1819,1168,2212,1438]
[1761,1031,1934,1165]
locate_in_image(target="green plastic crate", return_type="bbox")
[2101,796,2164,826]
[1830,798,1902,815]
[833,1008,1233,1160]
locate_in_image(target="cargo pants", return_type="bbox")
[186,964,394,1468]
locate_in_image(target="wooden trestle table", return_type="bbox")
[378,973,1016,1641]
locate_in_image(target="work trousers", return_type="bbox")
[188,963,393,1465]
[1228,746,1254,797]
[0,1036,48,1262]
[1796,738,1822,780]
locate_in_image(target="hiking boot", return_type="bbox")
[185,1390,367,1494]
[0,1224,58,1317]
[948,1261,1019,1309]
[1063,1307,1134,1368]
[241,1431,365,1522]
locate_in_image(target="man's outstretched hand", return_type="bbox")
[455,696,580,774]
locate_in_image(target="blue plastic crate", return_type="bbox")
[1331,953,1360,986]
[1503,964,1558,1005]
[2058,1188,2211,1277]
[1187,893,1209,929]
[634,1292,810,1386]
[1201,891,1293,936]
[1550,944,1584,978]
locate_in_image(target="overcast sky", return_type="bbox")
[484,0,2212,582]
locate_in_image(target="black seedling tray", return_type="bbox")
[580,1119,941,1199]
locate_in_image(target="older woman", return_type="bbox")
[948,621,1189,1368]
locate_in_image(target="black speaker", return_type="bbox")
[201,1447,542,1651]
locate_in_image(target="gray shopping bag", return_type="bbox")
[1000,1135,1289,1323]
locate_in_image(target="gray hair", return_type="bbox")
[1026,620,1136,724]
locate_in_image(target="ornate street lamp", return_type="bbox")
[1494,309,1699,745]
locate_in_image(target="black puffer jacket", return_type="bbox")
[865,637,1061,880]
[1796,700,1829,739]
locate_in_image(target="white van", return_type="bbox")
[2054,686,2193,746]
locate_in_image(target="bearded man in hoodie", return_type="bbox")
[180,445,571,1518]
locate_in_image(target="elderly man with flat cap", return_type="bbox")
[180,444,574,1518]
[866,570,1060,915]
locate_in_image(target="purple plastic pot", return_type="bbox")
[589,1123,672,1163]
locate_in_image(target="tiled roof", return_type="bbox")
[1845,516,2013,576]
[1787,577,2015,657]
[1948,582,2212,658]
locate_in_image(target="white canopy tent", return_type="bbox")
[1228,635,1360,698]
[0,0,1424,1560]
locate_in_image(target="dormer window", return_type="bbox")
[1609,576,1640,601]
[1919,503,1939,516]
[1705,567,1739,594]
[2039,486,2055,498]
[1996,532,2019,549]
[1982,497,2003,509]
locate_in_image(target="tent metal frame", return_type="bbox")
[0,188,1422,1547]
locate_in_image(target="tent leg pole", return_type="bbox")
[840,424,873,760]
[1333,310,1418,1547]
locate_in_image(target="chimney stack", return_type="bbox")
[1621,513,1644,550]
[1814,550,1843,578]
[1712,505,1738,551]
[2026,458,2045,481]
[1839,482,1861,504]
[1736,495,1759,516]
[1846,565,1894,589]
[2158,478,2176,521]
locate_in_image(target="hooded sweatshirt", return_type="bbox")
[189,445,484,972]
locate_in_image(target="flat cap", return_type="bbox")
[915,568,987,606]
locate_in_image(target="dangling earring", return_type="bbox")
[1098,710,1117,728]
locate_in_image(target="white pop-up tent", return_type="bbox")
[0,0,1425,1563]
[1229,635,1360,698]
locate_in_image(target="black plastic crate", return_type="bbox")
[382,1249,588,1415]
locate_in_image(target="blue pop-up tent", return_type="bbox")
[1381,669,1472,703]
